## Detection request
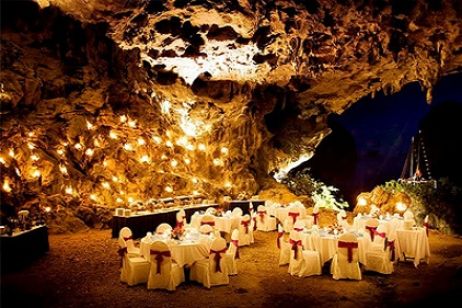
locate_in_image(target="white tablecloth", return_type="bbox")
[190,214,240,233]
[396,227,430,267]
[140,238,209,267]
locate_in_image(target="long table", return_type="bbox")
[0,225,49,272]
[111,204,218,239]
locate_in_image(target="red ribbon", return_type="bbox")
[241,220,250,234]
[210,248,227,272]
[374,231,386,238]
[424,222,429,236]
[313,212,319,225]
[231,239,240,259]
[123,236,132,242]
[288,211,300,223]
[117,247,127,266]
[201,221,216,227]
[257,210,266,223]
[150,250,171,274]
[277,232,284,249]
[175,221,184,229]
[253,216,257,231]
[365,226,378,241]
[289,239,302,259]
[294,227,304,232]
[386,239,395,261]
[338,241,358,263]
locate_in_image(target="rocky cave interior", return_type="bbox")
[1,0,462,233]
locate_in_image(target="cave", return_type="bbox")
[1,0,462,307]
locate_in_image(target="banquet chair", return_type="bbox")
[238,214,253,246]
[119,227,140,255]
[205,207,217,215]
[199,224,214,235]
[156,223,173,235]
[225,229,239,275]
[330,232,362,280]
[288,230,304,276]
[278,224,291,266]
[365,218,380,242]
[147,241,185,291]
[176,211,186,229]
[364,237,394,275]
[232,207,243,217]
[312,206,320,226]
[256,205,277,232]
[369,223,388,251]
[200,214,216,227]
[118,229,150,286]
[190,237,229,288]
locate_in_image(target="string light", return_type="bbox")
[116,197,123,203]
[57,149,65,156]
[59,164,68,175]
[74,143,83,150]
[123,143,133,151]
[224,181,232,189]
[137,137,146,146]
[89,194,98,202]
[161,100,171,114]
[27,131,35,137]
[221,147,229,155]
[111,176,119,183]
[85,148,94,157]
[109,130,118,140]
[62,142,69,147]
[65,185,74,195]
[170,159,178,168]
[0,156,6,164]
[165,140,173,148]
[128,196,135,203]
[128,119,137,128]
[161,154,168,160]
[32,169,41,178]
[192,177,198,184]
[357,197,367,206]
[86,121,94,130]
[119,115,127,123]
[8,148,15,158]
[27,143,35,150]
[2,179,12,193]
[198,143,206,151]
[213,158,223,166]
[165,185,173,193]
[101,182,111,190]
[152,136,162,144]
[184,158,191,165]
[44,206,52,213]
[15,168,21,177]
[94,139,101,147]
[31,154,39,161]
[103,160,108,167]
[193,190,200,196]
[185,144,195,151]
[139,155,150,163]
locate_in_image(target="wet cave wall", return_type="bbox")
[0,0,461,231]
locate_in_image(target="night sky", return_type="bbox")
[306,73,462,205]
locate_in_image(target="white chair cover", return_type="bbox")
[231,207,243,217]
[278,224,290,266]
[147,241,185,291]
[200,214,216,228]
[190,237,229,288]
[256,205,277,231]
[119,227,140,255]
[330,233,362,280]
[238,214,253,246]
[288,231,304,276]
[205,207,217,215]
[156,223,173,235]
[225,229,239,275]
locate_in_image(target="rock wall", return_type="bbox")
[1,0,461,231]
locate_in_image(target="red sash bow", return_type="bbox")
[257,210,266,223]
[123,236,132,242]
[150,250,171,274]
[277,232,284,249]
[117,247,127,266]
[289,239,302,259]
[313,212,319,225]
[210,248,227,272]
[252,216,257,231]
[385,239,395,261]
[231,239,240,259]
[365,226,378,241]
[338,241,358,263]
[241,220,250,234]
[294,227,304,232]
[424,222,430,236]
[374,231,386,239]
[288,211,300,223]
[175,221,184,229]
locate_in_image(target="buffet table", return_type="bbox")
[111,204,218,239]
[0,225,49,272]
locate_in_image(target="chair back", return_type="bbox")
[201,214,216,227]
[156,223,172,235]
[232,207,243,217]
[119,227,136,250]
[149,241,172,275]
[228,229,240,258]
[199,224,213,235]
[293,220,304,232]
[337,232,359,263]
[240,214,251,234]
[288,230,302,259]
[403,209,414,220]
[205,207,216,215]
[365,218,379,241]
[209,237,228,273]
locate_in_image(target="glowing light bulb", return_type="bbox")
[186,144,195,151]
[2,180,12,193]
[112,176,119,183]
[85,148,94,157]
[161,154,168,160]
[119,115,127,123]
[357,197,367,206]
[213,158,223,166]
[116,197,123,203]
[59,164,68,175]
[74,143,83,150]
[103,160,108,167]
[8,148,15,158]
[152,136,162,144]
[165,140,173,148]
[123,143,133,151]
[109,130,118,140]
[184,158,191,165]
[170,160,178,168]
[32,169,41,178]
[192,177,198,184]
[139,155,150,163]
[94,139,101,147]
[128,120,137,128]
[31,154,39,161]
[176,136,188,147]
[86,121,94,130]
[27,131,35,137]
[161,100,171,114]
[102,182,111,190]
[193,190,200,196]
[45,206,51,213]
[0,156,5,164]
[224,181,232,189]
[119,190,126,195]
[65,186,74,195]
[27,143,35,150]
[128,197,134,203]
[198,143,206,151]
[137,137,146,146]
[395,202,407,212]
[62,142,69,147]
[90,194,98,202]
[57,149,65,156]
[221,147,229,155]
[15,168,21,177]
[165,185,173,193]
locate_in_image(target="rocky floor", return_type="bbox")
[1,229,462,308]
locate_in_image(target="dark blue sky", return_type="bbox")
[309,73,462,203]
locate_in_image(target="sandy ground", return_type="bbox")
[1,229,462,308]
